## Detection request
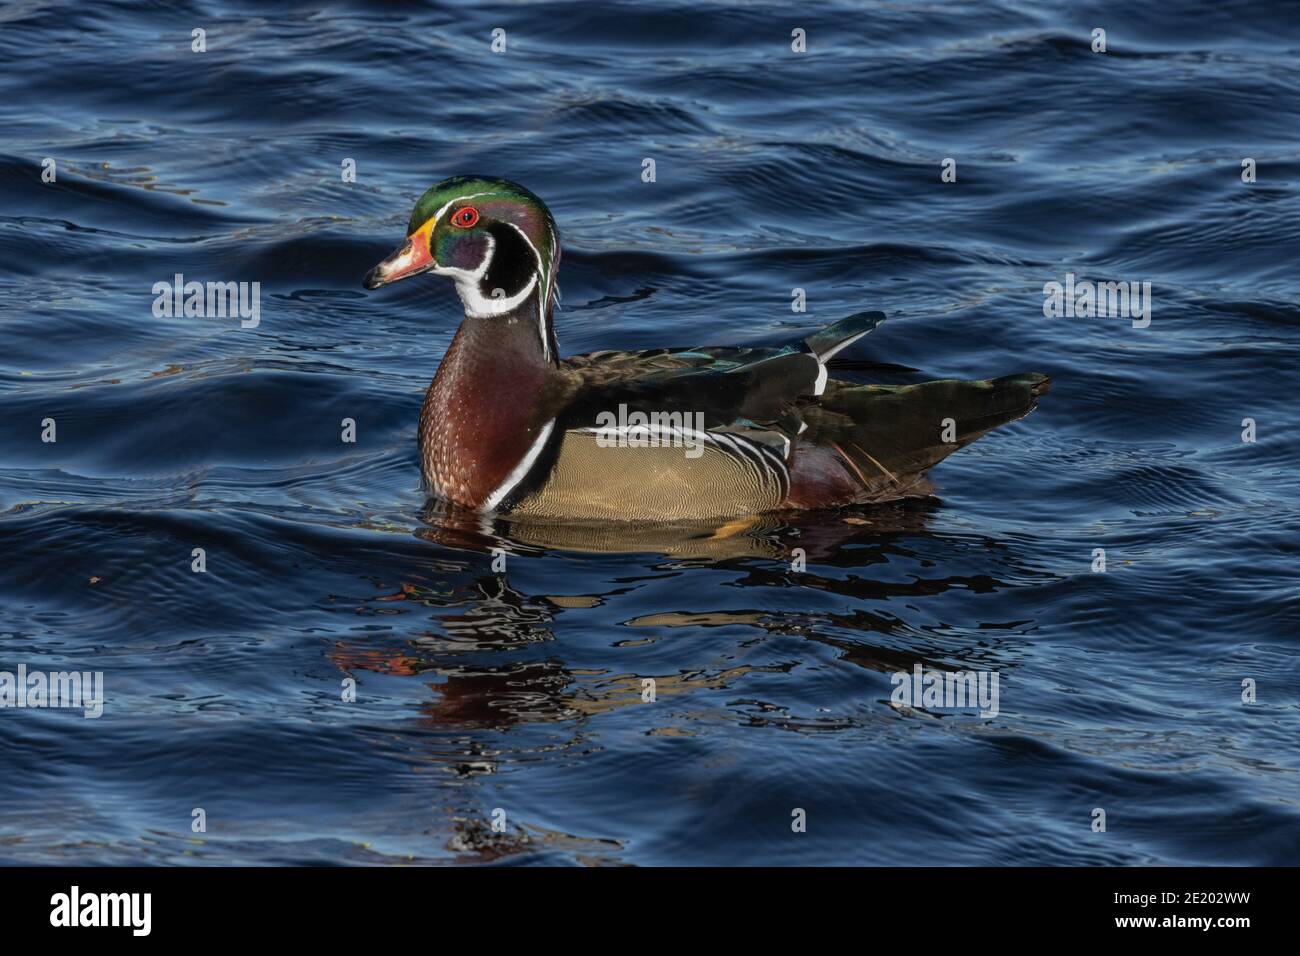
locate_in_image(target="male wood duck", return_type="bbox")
[364,176,1049,522]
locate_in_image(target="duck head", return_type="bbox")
[363,176,560,326]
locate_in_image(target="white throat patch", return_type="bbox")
[427,194,554,359]
[435,231,540,318]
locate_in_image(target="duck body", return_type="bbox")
[365,177,1049,522]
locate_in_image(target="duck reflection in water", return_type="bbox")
[320,495,1045,859]
[327,495,1038,728]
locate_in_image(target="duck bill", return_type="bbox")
[363,222,435,289]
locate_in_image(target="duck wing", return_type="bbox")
[557,311,887,444]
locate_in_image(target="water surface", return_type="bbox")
[1,0,1298,865]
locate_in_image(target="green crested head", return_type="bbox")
[404,176,553,237]
[363,176,561,327]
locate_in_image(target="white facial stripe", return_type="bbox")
[429,231,491,294]
[504,221,551,359]
[432,231,541,317]
[427,191,494,231]
[412,192,495,286]
[424,191,555,360]
[458,272,539,318]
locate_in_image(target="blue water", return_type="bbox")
[1,0,1298,865]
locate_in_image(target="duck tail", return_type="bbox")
[806,372,1051,497]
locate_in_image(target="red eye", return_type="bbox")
[452,206,479,228]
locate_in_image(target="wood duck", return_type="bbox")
[364,176,1049,522]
